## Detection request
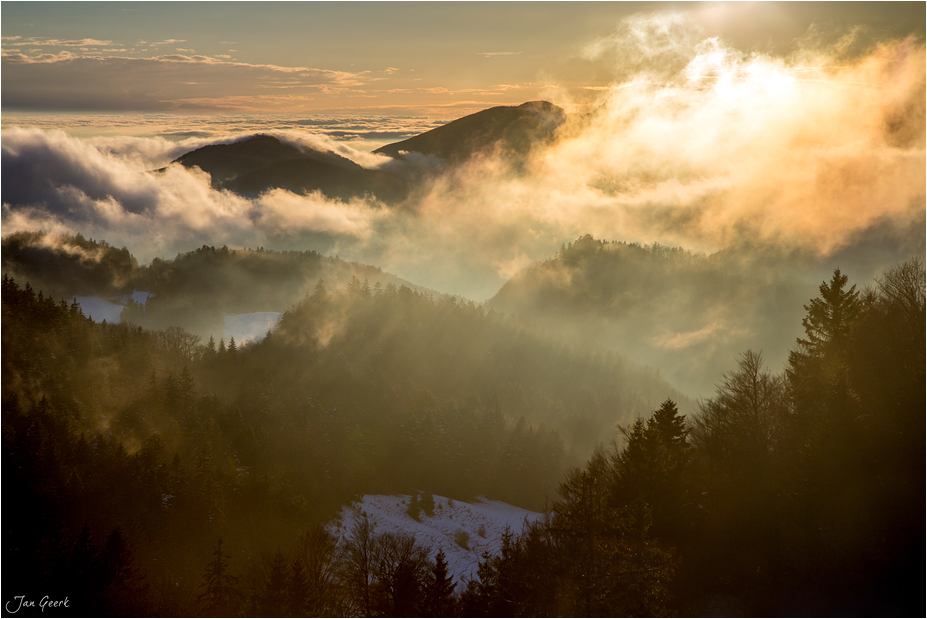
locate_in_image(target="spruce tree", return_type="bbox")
[788,268,862,418]
[197,538,242,617]
[423,549,456,617]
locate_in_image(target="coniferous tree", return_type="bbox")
[423,549,456,617]
[615,399,690,543]
[286,557,309,617]
[197,538,242,617]
[256,552,289,617]
[101,526,149,616]
[787,268,862,425]
[421,492,436,517]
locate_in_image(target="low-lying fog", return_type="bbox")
[3,13,923,397]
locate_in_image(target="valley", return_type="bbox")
[2,4,924,613]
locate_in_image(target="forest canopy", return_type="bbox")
[1,239,923,616]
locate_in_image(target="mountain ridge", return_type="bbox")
[170,134,407,202]
[166,101,568,203]
[374,100,566,163]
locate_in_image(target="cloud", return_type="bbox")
[2,37,114,47]
[337,19,923,299]
[2,51,79,64]
[541,26,926,257]
[650,321,749,350]
[1,54,369,112]
[1,129,382,259]
[253,189,381,237]
[1,12,923,304]
[478,52,522,57]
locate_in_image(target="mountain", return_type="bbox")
[166,102,568,202]
[374,101,566,164]
[171,134,407,202]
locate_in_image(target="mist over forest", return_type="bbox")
[2,5,925,617]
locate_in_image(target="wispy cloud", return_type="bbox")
[2,53,371,111]
[2,11,923,305]
[1,128,384,256]
[3,37,114,47]
[478,51,522,57]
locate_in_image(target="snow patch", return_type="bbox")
[123,290,151,305]
[331,494,543,591]
[72,290,151,323]
[65,294,283,344]
[73,296,125,323]
[223,312,283,344]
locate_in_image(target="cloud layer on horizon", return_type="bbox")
[2,14,924,302]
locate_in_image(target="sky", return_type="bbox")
[3,2,924,119]
[2,2,925,295]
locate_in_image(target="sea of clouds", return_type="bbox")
[3,13,924,301]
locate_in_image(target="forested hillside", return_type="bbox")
[1,270,678,615]
[463,261,925,617]
[490,234,820,396]
[2,231,922,617]
[1,231,139,300]
[1,231,427,338]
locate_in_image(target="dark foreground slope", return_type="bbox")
[4,261,921,616]
[462,261,925,617]
[2,270,678,613]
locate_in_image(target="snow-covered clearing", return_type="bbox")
[122,290,151,305]
[71,293,282,346]
[331,494,543,591]
[223,312,282,344]
[73,296,125,323]
[72,290,151,323]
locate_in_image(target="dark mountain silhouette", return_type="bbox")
[170,134,407,202]
[168,102,567,203]
[374,101,566,164]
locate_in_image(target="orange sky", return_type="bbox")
[3,2,923,117]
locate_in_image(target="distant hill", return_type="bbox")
[166,103,568,202]
[374,101,566,164]
[488,234,810,398]
[0,231,433,339]
[171,134,407,202]
[1,230,138,300]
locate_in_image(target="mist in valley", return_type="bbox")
[2,6,924,617]
[4,14,924,397]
